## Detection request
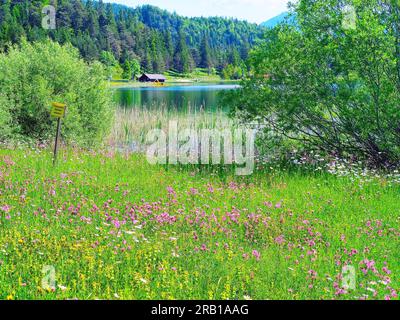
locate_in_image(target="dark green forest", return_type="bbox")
[0,0,264,76]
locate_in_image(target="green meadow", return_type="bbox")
[1,0,400,302]
[0,149,398,300]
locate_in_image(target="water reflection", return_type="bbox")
[113,83,239,111]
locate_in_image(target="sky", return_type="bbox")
[105,0,290,24]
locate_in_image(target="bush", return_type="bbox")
[0,92,11,139]
[226,0,400,167]
[221,64,244,80]
[0,39,114,145]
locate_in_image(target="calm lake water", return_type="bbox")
[113,83,239,111]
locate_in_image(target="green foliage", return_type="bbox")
[0,93,11,139]
[100,51,122,79]
[111,64,124,80]
[174,29,194,74]
[222,63,245,80]
[122,58,141,80]
[0,0,260,74]
[100,51,117,66]
[200,34,212,72]
[227,0,400,167]
[0,39,114,145]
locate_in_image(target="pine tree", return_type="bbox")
[174,28,192,73]
[0,0,12,46]
[200,33,212,73]
[164,31,174,69]
[0,0,261,73]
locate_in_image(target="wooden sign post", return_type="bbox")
[50,102,67,166]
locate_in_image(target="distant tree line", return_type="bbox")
[0,0,263,78]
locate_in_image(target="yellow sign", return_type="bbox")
[50,102,66,118]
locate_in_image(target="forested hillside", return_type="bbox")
[0,0,263,75]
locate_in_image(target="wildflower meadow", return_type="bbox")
[0,148,398,300]
[1,0,400,305]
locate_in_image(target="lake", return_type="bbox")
[113,83,239,111]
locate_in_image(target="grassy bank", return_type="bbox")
[109,79,237,89]
[109,69,236,88]
[0,149,399,300]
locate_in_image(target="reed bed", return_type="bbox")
[108,104,238,151]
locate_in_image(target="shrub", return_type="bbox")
[0,39,114,145]
[0,92,11,139]
[225,0,400,167]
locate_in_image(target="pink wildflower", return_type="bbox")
[252,250,261,261]
[275,235,285,245]
[1,205,10,213]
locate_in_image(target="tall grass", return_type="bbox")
[108,104,238,151]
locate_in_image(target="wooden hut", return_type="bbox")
[138,73,166,83]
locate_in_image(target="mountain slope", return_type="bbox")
[261,12,289,28]
[0,1,264,73]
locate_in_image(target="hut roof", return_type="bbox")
[141,73,166,80]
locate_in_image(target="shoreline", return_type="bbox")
[109,79,240,89]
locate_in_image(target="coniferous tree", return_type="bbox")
[174,29,193,73]
[200,33,212,73]
[0,0,262,74]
